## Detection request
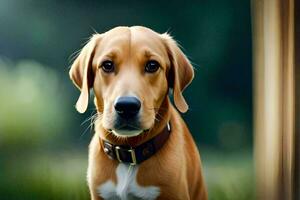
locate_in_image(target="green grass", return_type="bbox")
[202,148,254,200]
[0,148,254,200]
[0,152,89,200]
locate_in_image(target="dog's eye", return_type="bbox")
[101,60,114,73]
[145,60,160,73]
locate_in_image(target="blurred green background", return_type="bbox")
[0,0,253,199]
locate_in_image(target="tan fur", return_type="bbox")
[70,26,208,200]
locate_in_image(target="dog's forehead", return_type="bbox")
[99,26,166,55]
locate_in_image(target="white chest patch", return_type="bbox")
[98,163,160,200]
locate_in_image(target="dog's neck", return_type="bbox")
[94,97,171,147]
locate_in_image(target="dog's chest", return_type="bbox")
[98,163,160,200]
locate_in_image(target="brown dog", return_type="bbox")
[69,26,207,200]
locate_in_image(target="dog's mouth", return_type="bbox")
[110,129,142,137]
[107,123,150,138]
[107,128,150,138]
[102,105,154,137]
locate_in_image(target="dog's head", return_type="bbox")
[69,26,194,137]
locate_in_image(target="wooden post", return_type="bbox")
[294,1,300,199]
[252,0,295,199]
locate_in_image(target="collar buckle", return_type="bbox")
[115,146,137,165]
[128,148,137,165]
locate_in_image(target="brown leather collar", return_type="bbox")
[101,122,171,165]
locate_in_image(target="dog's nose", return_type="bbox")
[114,96,141,119]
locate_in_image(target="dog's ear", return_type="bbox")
[69,35,101,113]
[161,33,194,113]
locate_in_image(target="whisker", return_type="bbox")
[81,113,97,126]
[80,111,100,139]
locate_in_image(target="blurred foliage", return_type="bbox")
[0,60,69,147]
[0,0,253,199]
